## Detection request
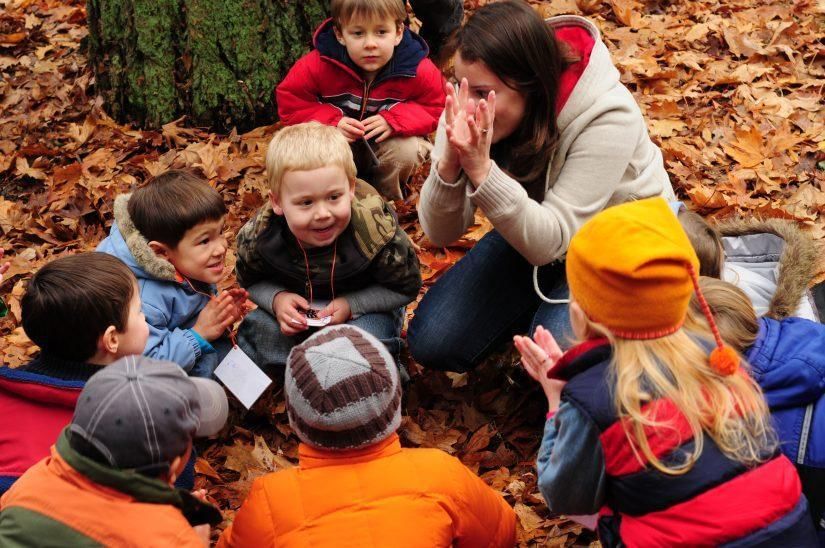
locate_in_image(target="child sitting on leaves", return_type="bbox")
[515,198,816,546]
[690,276,825,538]
[97,170,248,378]
[0,253,149,495]
[217,325,515,547]
[235,122,421,374]
[276,0,445,201]
[0,356,228,547]
[674,202,821,322]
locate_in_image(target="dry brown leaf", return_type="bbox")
[722,126,765,168]
[514,502,546,532]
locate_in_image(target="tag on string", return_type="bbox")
[214,346,272,409]
[303,299,331,327]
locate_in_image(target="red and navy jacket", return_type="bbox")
[275,19,445,137]
[0,364,85,495]
[537,339,817,547]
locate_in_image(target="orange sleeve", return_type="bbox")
[448,458,517,547]
[215,478,277,548]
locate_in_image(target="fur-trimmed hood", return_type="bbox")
[96,193,215,372]
[716,217,817,320]
[98,194,178,282]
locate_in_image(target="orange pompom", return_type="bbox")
[709,346,739,376]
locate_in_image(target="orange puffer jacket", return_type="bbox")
[217,434,516,548]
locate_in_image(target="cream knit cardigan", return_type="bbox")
[418,15,676,266]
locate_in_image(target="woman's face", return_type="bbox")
[454,54,527,144]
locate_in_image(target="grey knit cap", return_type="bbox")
[285,325,401,450]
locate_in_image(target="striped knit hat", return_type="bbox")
[285,325,402,450]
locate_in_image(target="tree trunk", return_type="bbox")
[86,0,329,131]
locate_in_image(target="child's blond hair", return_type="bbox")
[687,277,760,353]
[331,0,407,28]
[577,315,775,475]
[265,122,357,197]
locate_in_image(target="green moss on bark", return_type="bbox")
[86,0,328,130]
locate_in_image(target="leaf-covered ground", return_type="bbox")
[0,0,822,545]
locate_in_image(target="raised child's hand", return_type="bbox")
[318,297,351,326]
[226,288,251,318]
[337,117,366,143]
[362,115,394,143]
[273,291,309,336]
[192,292,238,341]
[514,326,567,413]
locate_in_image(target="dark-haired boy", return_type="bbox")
[97,170,248,378]
[0,252,148,495]
[0,356,228,546]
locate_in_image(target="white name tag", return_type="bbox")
[214,346,272,409]
[303,300,332,327]
[305,315,332,327]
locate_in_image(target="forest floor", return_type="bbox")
[0,0,822,545]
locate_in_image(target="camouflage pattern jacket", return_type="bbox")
[236,181,421,317]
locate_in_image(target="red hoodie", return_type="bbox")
[276,19,445,137]
[555,25,596,114]
[0,367,83,494]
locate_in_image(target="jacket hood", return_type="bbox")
[313,18,428,82]
[547,16,618,132]
[56,428,222,526]
[103,194,178,282]
[716,217,816,320]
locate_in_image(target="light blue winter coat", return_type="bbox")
[97,194,214,372]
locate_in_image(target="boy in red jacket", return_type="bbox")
[276,0,445,201]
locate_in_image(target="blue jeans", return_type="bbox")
[237,307,403,377]
[189,336,233,379]
[407,230,571,372]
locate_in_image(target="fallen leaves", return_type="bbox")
[722,126,765,168]
[0,0,822,546]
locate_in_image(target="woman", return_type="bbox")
[408,0,676,372]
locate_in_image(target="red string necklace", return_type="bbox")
[295,238,338,314]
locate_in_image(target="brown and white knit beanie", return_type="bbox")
[285,325,402,450]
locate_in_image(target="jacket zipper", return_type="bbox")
[797,403,814,464]
[359,80,372,120]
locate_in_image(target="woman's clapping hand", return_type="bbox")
[441,78,496,188]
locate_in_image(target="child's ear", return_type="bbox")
[269,191,284,216]
[148,240,171,259]
[348,181,356,200]
[99,325,119,356]
[333,25,346,45]
[394,23,404,46]
[568,300,591,339]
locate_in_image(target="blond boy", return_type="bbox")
[276,0,445,200]
[235,122,421,372]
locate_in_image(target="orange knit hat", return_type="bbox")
[566,197,738,375]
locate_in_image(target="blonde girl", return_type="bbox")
[515,198,816,547]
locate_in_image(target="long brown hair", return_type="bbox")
[447,0,573,196]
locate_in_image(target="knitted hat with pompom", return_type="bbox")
[566,197,738,375]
